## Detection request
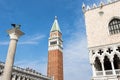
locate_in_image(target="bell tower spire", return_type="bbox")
[50,16,61,33]
[47,16,63,80]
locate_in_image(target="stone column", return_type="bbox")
[53,76,54,80]
[27,78,29,80]
[25,77,29,80]
[111,60,116,75]
[17,76,21,80]
[22,77,26,80]
[91,63,96,77]
[12,74,16,80]
[3,24,24,80]
[101,61,106,76]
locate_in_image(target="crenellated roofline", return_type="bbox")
[82,0,120,13]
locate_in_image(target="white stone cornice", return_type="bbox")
[48,46,63,52]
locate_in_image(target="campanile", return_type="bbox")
[47,16,63,80]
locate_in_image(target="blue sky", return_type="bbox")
[0,0,104,80]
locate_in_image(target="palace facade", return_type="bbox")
[83,0,120,80]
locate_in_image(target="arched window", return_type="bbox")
[109,18,120,34]
[113,54,120,69]
[94,57,102,71]
[104,56,112,70]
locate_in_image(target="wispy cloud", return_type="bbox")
[63,11,92,79]
[0,41,9,45]
[14,58,47,75]
[18,34,45,45]
[64,33,92,80]
[0,34,45,45]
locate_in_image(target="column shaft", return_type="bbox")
[92,64,96,77]
[3,39,17,80]
[17,76,21,80]
[27,78,29,80]
[111,61,116,75]
[22,77,25,80]
[12,75,16,80]
[101,62,106,76]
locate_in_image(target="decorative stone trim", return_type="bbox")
[82,0,120,13]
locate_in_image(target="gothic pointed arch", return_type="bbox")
[94,57,102,71]
[93,53,101,63]
[115,46,120,57]
[102,52,111,59]
[104,56,112,70]
[113,52,120,59]
[15,75,18,80]
[113,54,120,69]
[25,77,27,80]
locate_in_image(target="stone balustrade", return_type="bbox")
[95,69,120,76]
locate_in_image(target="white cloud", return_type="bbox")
[0,34,45,45]
[14,58,47,75]
[63,31,92,80]
[61,11,92,79]
[18,34,45,45]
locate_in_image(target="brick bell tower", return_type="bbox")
[47,16,63,80]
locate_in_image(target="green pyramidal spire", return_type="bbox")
[50,16,61,32]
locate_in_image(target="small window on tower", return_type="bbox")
[50,41,57,45]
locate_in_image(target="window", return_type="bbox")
[50,41,57,45]
[109,18,120,35]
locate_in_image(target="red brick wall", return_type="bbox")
[47,50,63,80]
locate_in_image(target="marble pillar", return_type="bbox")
[3,24,24,80]
[91,63,96,77]
[101,61,106,76]
[12,74,16,80]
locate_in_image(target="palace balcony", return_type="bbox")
[96,69,120,76]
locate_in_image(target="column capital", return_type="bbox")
[12,74,16,78]
[22,77,26,80]
[100,60,104,63]
[7,26,24,40]
[110,59,113,62]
